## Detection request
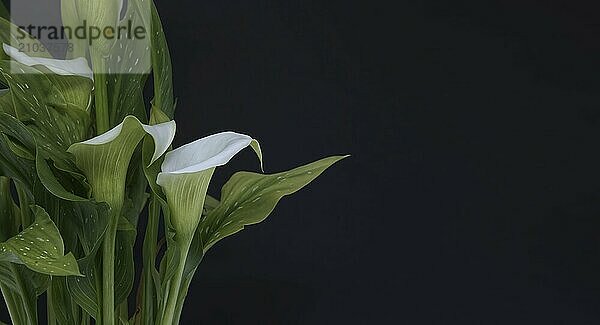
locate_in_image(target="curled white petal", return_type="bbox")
[80,122,125,146]
[142,123,177,165]
[158,132,255,184]
[3,44,93,80]
[78,116,176,165]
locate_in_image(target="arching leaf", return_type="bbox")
[0,206,81,276]
[199,156,348,253]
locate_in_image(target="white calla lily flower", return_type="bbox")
[157,132,262,240]
[68,115,175,325]
[69,116,176,209]
[79,117,176,166]
[158,132,261,181]
[3,44,93,80]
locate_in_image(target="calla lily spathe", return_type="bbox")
[155,132,262,325]
[69,116,176,209]
[158,132,262,181]
[157,132,262,240]
[68,115,175,325]
[79,116,176,165]
[61,0,123,55]
[3,44,93,80]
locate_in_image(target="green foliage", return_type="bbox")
[183,156,346,287]
[199,156,348,253]
[149,2,175,118]
[0,2,8,20]
[0,206,80,276]
[0,1,345,324]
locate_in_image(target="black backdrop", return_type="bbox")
[5,0,600,323]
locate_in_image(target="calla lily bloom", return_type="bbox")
[156,132,261,325]
[68,115,175,324]
[3,44,93,80]
[61,0,123,55]
[157,132,262,240]
[69,115,176,209]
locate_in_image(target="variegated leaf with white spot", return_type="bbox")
[198,155,348,253]
[0,206,81,276]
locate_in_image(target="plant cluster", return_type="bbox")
[0,1,345,324]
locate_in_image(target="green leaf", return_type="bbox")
[198,156,348,253]
[0,177,19,242]
[0,112,36,155]
[0,17,52,60]
[121,153,149,227]
[107,0,152,126]
[0,61,93,200]
[0,205,81,276]
[0,2,9,20]
[0,262,16,291]
[68,201,111,255]
[203,195,220,215]
[149,1,175,118]
[0,264,48,323]
[49,277,79,325]
[178,156,347,319]
[35,151,88,202]
[0,61,92,153]
[108,72,148,127]
[62,201,110,320]
[66,254,100,319]
[114,227,136,307]
[3,133,34,160]
[0,125,35,189]
[0,88,15,116]
[66,224,136,321]
[0,112,90,204]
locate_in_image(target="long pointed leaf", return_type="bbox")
[199,156,348,252]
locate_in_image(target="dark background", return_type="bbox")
[4,0,600,323]
[164,0,600,323]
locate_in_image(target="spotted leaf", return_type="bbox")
[107,0,152,125]
[197,156,348,253]
[0,206,81,276]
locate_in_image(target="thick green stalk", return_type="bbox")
[142,197,160,325]
[102,208,121,325]
[91,51,110,135]
[160,242,191,325]
[172,275,194,325]
[173,256,206,324]
[94,260,103,324]
[90,48,124,325]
